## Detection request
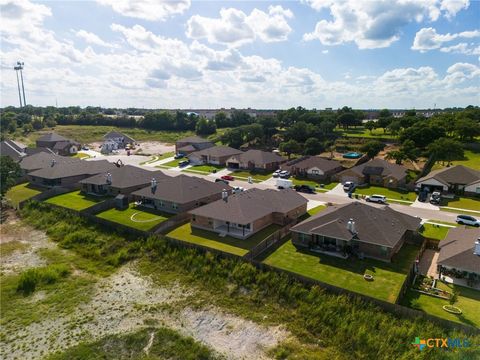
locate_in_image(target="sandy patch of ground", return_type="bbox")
[2,261,287,360]
[88,141,174,156]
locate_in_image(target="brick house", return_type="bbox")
[281,156,343,181]
[187,146,242,166]
[175,136,215,155]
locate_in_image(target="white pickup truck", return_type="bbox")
[276,178,293,189]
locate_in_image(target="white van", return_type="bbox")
[276,178,293,189]
[365,194,387,204]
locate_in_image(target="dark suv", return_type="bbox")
[294,185,315,194]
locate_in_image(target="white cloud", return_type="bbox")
[97,0,190,21]
[303,0,470,49]
[75,29,114,48]
[186,6,293,47]
[440,0,470,19]
[440,43,480,55]
[412,27,480,54]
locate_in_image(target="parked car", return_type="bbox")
[215,178,229,185]
[232,186,245,194]
[272,170,282,178]
[456,215,480,227]
[279,170,290,178]
[365,194,387,204]
[276,178,293,189]
[174,153,185,159]
[82,145,90,151]
[294,185,315,194]
[343,181,355,191]
[178,160,190,167]
[418,190,428,202]
[430,191,441,205]
[221,175,234,181]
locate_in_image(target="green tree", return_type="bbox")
[214,111,229,128]
[360,140,385,159]
[195,117,216,135]
[427,138,464,166]
[32,118,44,130]
[365,120,377,134]
[1,156,21,196]
[304,137,324,155]
[400,139,419,162]
[454,118,480,141]
[279,139,301,159]
[387,119,401,136]
[385,150,407,164]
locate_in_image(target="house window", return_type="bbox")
[192,215,196,221]
[476,187,480,194]
[311,169,319,174]
[172,202,178,209]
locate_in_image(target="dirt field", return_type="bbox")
[87,141,175,156]
[0,213,287,359]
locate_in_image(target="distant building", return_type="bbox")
[281,156,343,181]
[1,139,27,162]
[415,165,480,195]
[175,136,215,155]
[226,150,286,171]
[187,146,242,166]
[36,133,79,156]
[103,131,135,150]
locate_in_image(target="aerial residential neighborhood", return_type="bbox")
[1,1,479,359]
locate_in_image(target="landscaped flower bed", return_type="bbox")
[412,275,451,300]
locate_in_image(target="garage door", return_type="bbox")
[340,175,359,184]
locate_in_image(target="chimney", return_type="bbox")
[222,189,228,202]
[151,178,157,193]
[347,218,356,235]
[474,239,480,256]
[50,159,56,167]
[106,172,112,184]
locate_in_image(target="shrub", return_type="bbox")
[16,264,70,295]
[17,269,39,295]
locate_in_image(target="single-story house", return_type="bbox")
[80,165,168,196]
[187,146,242,166]
[415,165,480,196]
[175,136,215,155]
[335,158,408,188]
[28,159,115,188]
[291,202,421,262]
[19,152,81,174]
[281,156,343,181]
[226,150,286,171]
[1,139,27,162]
[36,133,79,155]
[103,131,135,151]
[438,227,480,280]
[131,174,231,214]
[190,188,307,239]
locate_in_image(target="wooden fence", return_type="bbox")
[152,212,190,234]
[244,221,296,261]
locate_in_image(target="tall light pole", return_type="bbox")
[14,63,23,107]
[17,61,27,106]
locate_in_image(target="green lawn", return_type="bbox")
[5,183,42,207]
[335,126,396,139]
[291,178,338,191]
[441,196,480,211]
[419,223,453,241]
[432,149,480,170]
[182,164,225,174]
[228,170,273,182]
[264,241,420,303]
[158,158,183,168]
[401,281,480,328]
[354,185,417,202]
[166,223,281,256]
[298,205,327,222]
[45,191,105,211]
[96,203,171,231]
[72,153,91,159]
[158,151,174,160]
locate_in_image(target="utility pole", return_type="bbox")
[17,62,27,106]
[14,63,23,107]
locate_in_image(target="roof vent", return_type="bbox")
[347,218,357,235]
[50,159,56,167]
[151,178,157,194]
[222,189,228,202]
[106,172,112,184]
[474,239,480,256]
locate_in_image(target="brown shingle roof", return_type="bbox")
[79,165,168,189]
[103,131,135,143]
[188,145,242,158]
[131,174,229,204]
[438,227,480,274]
[36,133,69,142]
[228,150,286,166]
[20,152,81,172]
[282,156,343,173]
[337,158,407,181]
[29,160,115,179]
[291,202,421,247]
[190,188,307,224]
[417,165,480,186]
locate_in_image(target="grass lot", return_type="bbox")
[401,281,480,328]
[182,164,225,174]
[441,196,480,211]
[158,151,174,160]
[5,183,42,207]
[432,149,480,170]
[166,223,281,256]
[291,177,338,191]
[228,170,273,182]
[72,152,91,159]
[158,158,183,168]
[45,191,105,211]
[264,241,419,303]
[419,223,454,241]
[335,126,396,140]
[354,185,417,202]
[96,204,171,231]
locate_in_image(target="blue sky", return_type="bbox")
[1,0,479,109]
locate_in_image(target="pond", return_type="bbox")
[343,152,363,159]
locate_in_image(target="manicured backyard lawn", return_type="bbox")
[298,205,327,221]
[264,241,420,303]
[6,183,42,207]
[291,178,338,191]
[354,185,417,202]
[228,170,274,182]
[401,281,480,328]
[166,223,281,256]
[96,204,171,231]
[432,149,480,170]
[419,223,455,241]
[441,196,480,211]
[335,126,396,139]
[182,164,225,174]
[45,191,105,211]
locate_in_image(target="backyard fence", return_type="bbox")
[18,185,77,209]
[152,212,190,234]
[244,221,296,261]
